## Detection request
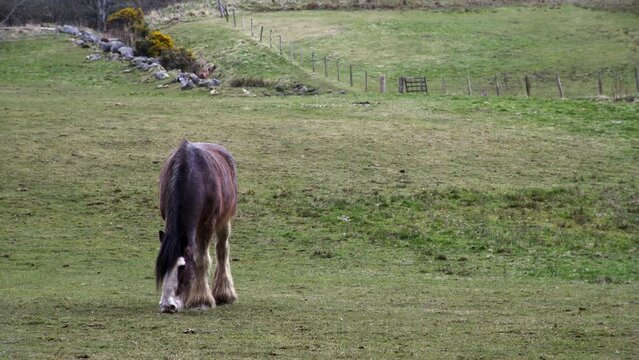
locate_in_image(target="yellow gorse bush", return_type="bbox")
[106,7,147,37]
[147,31,175,57]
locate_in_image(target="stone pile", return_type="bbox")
[59,24,221,91]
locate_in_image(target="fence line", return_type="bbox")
[224,9,639,99]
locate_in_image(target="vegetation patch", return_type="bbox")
[228,76,272,88]
[0,14,637,359]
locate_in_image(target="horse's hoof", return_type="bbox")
[214,293,238,306]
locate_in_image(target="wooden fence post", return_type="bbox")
[336,60,340,81]
[597,72,603,96]
[441,76,447,95]
[424,77,429,94]
[398,77,405,93]
[556,74,564,99]
[324,56,328,77]
[300,48,303,67]
[524,75,531,97]
[349,65,353,87]
[365,71,368,92]
[232,9,236,27]
[495,75,501,96]
[466,75,472,96]
[380,75,386,94]
[278,35,282,55]
[269,30,272,48]
[250,18,254,37]
[635,66,639,93]
[613,77,625,100]
[311,52,316,73]
[242,14,245,31]
[259,26,263,42]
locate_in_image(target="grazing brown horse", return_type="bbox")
[156,140,238,313]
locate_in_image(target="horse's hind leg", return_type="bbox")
[212,220,237,305]
[186,225,216,309]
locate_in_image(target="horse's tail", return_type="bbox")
[155,140,191,289]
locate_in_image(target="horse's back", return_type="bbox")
[192,142,238,224]
[160,141,238,225]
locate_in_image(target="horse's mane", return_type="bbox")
[155,140,193,289]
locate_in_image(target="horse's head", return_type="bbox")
[157,230,193,313]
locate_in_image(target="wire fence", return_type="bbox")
[220,8,639,99]
[149,3,639,99]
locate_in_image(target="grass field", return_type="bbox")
[0,21,638,360]
[164,5,639,97]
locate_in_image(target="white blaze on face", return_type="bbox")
[159,256,185,313]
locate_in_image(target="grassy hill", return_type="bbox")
[160,19,340,94]
[1,34,638,358]
[219,0,639,13]
[161,5,639,97]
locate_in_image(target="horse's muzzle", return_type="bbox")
[160,303,177,313]
[159,297,182,313]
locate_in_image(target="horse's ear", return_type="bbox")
[158,230,165,243]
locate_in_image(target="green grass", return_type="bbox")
[184,5,639,96]
[161,19,338,93]
[0,33,638,358]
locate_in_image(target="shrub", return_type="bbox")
[106,7,148,36]
[106,7,149,46]
[228,77,271,88]
[158,47,199,73]
[135,30,175,58]
[107,8,204,74]
[149,31,175,57]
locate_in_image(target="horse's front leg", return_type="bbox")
[212,220,237,305]
[186,226,216,309]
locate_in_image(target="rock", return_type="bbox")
[177,72,196,90]
[99,41,111,52]
[131,56,149,65]
[132,57,163,71]
[107,53,120,61]
[187,73,200,83]
[196,79,221,88]
[86,53,101,61]
[118,46,134,60]
[61,25,80,36]
[153,71,170,80]
[108,41,126,53]
[292,84,308,94]
[147,63,164,72]
[180,79,195,90]
[74,39,86,47]
[80,30,99,44]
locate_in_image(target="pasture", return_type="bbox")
[165,5,639,96]
[1,9,638,360]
